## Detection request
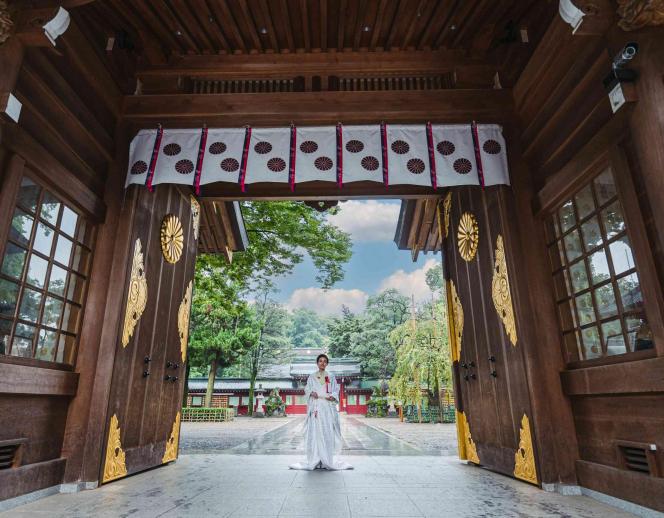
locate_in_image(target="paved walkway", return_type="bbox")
[180,416,299,454]
[1,415,642,518]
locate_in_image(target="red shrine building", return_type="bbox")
[187,350,375,415]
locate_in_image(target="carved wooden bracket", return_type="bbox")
[617,0,664,30]
[0,1,13,45]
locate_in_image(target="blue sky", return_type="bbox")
[269,200,440,315]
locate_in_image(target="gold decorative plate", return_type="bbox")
[160,215,184,264]
[457,212,479,261]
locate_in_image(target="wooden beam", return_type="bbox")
[20,59,113,161]
[299,0,311,52]
[121,88,514,126]
[369,0,388,51]
[56,18,122,116]
[138,49,495,87]
[0,362,79,396]
[200,181,442,201]
[319,0,327,51]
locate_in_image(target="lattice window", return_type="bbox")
[0,177,95,365]
[544,167,653,362]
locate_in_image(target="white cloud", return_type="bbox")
[327,200,400,242]
[286,287,369,316]
[378,258,439,303]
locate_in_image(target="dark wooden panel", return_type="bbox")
[576,460,664,512]
[0,395,69,465]
[0,363,78,396]
[571,394,664,469]
[0,457,66,501]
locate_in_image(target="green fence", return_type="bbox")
[404,404,456,423]
[181,407,235,422]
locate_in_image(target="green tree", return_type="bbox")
[328,305,362,358]
[196,201,352,293]
[188,271,257,407]
[350,289,410,377]
[245,291,293,415]
[290,308,328,349]
[388,302,450,422]
[425,264,444,294]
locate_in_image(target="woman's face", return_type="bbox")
[317,356,328,370]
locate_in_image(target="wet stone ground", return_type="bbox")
[1,415,644,517]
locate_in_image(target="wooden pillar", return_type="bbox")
[609,28,664,290]
[503,123,579,486]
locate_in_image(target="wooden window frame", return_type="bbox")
[0,163,96,369]
[535,135,664,368]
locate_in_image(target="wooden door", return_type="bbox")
[101,185,198,483]
[444,186,540,484]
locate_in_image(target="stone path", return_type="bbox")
[1,415,644,518]
[3,454,637,518]
[228,416,422,455]
[358,417,458,456]
[180,416,299,454]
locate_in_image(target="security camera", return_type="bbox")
[603,42,638,90]
[612,42,638,71]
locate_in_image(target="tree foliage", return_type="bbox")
[388,300,451,419]
[327,305,362,358]
[196,201,352,293]
[347,289,410,378]
[290,308,329,350]
[245,290,293,415]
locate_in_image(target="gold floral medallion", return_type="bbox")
[457,212,479,261]
[160,215,184,264]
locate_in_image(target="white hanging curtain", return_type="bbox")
[125,123,510,193]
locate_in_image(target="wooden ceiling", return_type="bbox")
[78,0,543,57]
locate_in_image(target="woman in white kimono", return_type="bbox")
[289,354,353,470]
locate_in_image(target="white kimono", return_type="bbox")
[289,371,353,470]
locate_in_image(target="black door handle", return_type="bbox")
[143,371,150,377]
[490,370,497,378]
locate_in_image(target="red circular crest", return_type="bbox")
[361,156,379,171]
[175,159,194,174]
[267,157,287,172]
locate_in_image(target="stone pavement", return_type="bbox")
[180,416,299,453]
[0,415,644,518]
[358,416,458,456]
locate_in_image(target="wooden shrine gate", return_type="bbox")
[442,186,539,484]
[101,185,198,483]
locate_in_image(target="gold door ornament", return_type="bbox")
[162,412,181,463]
[190,195,201,242]
[122,238,148,348]
[449,280,464,358]
[457,212,479,261]
[442,192,452,238]
[103,414,127,483]
[514,414,538,484]
[160,214,184,264]
[178,281,193,362]
[492,235,517,346]
[457,411,480,464]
